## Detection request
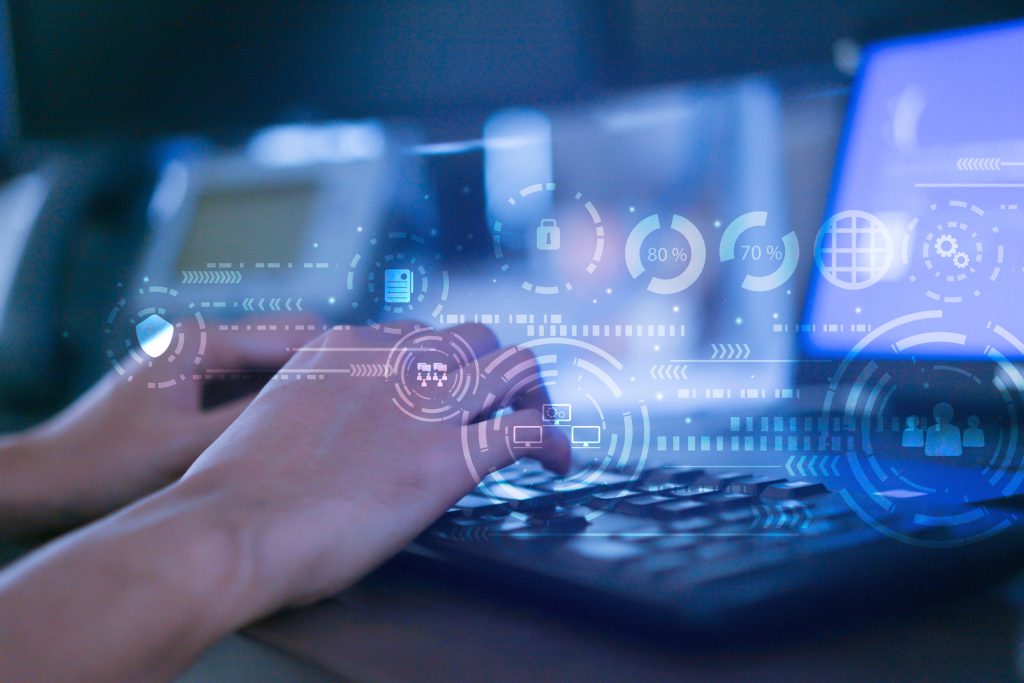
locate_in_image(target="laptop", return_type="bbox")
[393,19,1024,636]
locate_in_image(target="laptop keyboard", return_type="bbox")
[411,462,889,624]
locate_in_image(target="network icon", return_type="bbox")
[814,210,893,290]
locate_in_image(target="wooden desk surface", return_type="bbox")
[247,562,1024,683]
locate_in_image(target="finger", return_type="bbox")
[460,346,551,421]
[440,323,501,367]
[468,408,572,475]
[201,314,324,369]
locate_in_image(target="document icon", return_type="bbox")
[384,268,413,304]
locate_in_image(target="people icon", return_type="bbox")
[901,416,924,447]
[963,415,985,448]
[901,404,985,456]
[924,402,962,457]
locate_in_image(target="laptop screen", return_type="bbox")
[802,20,1024,358]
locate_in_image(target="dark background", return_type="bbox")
[6,0,1023,140]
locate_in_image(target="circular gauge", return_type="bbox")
[624,213,707,294]
[346,232,450,322]
[461,337,650,521]
[103,284,206,389]
[719,211,800,292]
[903,200,1004,302]
[823,310,1024,547]
[491,182,605,295]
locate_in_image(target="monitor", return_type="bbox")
[802,19,1024,358]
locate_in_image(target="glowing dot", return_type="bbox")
[630,376,636,382]
[592,299,598,304]
[653,344,661,351]
[357,226,364,232]
[855,307,862,314]
[735,317,743,325]
[786,289,792,295]
[313,242,319,248]
[685,417,692,424]
[672,305,680,313]
[772,312,779,319]
[714,220,722,228]
[606,288,613,295]
[629,206,636,213]
[142,276,149,283]
[328,296,336,304]
[424,194,430,200]
[656,392,664,400]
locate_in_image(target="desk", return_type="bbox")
[245,561,1024,682]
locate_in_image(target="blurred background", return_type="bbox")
[0,0,1021,430]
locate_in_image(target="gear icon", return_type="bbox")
[934,234,959,259]
[953,251,970,269]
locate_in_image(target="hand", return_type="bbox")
[179,322,570,610]
[0,315,322,537]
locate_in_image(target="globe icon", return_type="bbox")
[815,210,893,290]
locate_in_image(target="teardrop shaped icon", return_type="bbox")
[136,314,174,358]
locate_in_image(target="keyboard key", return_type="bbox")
[525,508,591,533]
[727,476,787,495]
[567,538,643,562]
[533,472,633,495]
[640,467,705,487]
[762,480,828,500]
[651,499,709,520]
[585,489,636,510]
[615,494,674,516]
[703,492,758,511]
[448,495,510,517]
[694,471,750,490]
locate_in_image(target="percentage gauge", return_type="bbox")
[718,211,799,292]
[625,214,707,294]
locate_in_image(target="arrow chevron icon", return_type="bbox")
[785,454,840,477]
[710,343,751,360]
[956,157,1002,171]
[181,270,242,284]
[649,364,689,380]
[349,363,393,378]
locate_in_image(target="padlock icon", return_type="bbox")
[536,218,561,251]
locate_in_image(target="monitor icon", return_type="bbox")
[542,403,572,425]
[512,425,544,448]
[570,425,601,449]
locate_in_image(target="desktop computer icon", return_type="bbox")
[570,425,601,449]
[512,425,544,448]
[542,403,572,425]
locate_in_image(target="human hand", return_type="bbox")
[1,315,322,537]
[178,322,570,613]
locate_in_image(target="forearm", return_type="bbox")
[0,478,272,683]
[0,429,78,540]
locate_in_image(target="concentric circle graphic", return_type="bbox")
[460,338,650,521]
[902,200,1004,302]
[491,183,605,295]
[823,310,1024,547]
[103,284,206,389]
[347,232,450,322]
[386,327,482,423]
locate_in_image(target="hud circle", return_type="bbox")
[823,310,1024,547]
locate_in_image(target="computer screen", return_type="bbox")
[802,19,1024,358]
